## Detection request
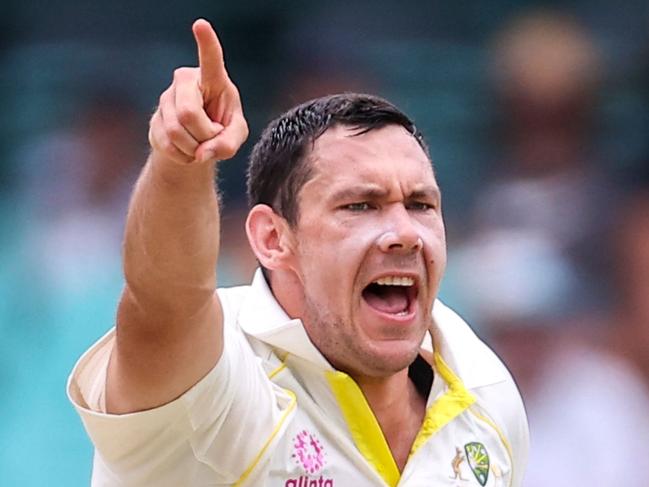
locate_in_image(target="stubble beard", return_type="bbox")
[301,292,426,378]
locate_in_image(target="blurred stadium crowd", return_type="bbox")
[1,1,648,485]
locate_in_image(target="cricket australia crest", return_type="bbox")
[464,442,489,486]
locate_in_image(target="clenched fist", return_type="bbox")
[148,19,249,165]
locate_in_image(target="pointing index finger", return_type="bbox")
[192,19,228,95]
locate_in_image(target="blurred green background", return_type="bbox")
[1,1,648,485]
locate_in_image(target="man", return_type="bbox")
[68,19,528,486]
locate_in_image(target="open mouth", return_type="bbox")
[362,275,419,317]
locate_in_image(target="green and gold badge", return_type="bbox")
[464,442,490,486]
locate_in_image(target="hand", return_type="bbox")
[148,19,249,165]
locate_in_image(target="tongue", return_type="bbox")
[364,286,409,314]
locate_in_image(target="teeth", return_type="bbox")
[373,276,415,286]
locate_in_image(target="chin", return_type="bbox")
[356,340,422,377]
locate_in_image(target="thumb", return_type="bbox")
[195,111,249,162]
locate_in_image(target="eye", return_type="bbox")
[407,201,435,211]
[343,202,373,211]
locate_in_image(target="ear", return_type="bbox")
[245,204,296,271]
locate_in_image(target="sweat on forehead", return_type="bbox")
[246,93,430,225]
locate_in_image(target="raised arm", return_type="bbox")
[106,19,249,414]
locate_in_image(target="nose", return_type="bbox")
[377,206,423,254]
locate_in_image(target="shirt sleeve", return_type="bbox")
[67,297,295,486]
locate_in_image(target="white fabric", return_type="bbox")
[68,270,529,486]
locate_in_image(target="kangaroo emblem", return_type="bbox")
[450,446,468,481]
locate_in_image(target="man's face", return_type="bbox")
[288,124,446,378]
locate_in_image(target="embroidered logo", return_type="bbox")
[292,430,326,475]
[464,442,490,486]
[449,446,467,481]
[286,430,334,486]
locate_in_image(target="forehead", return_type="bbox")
[305,124,436,193]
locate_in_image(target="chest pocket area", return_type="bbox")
[404,407,513,487]
[454,408,513,487]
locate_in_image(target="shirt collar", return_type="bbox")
[430,300,509,389]
[237,269,508,388]
[237,269,333,369]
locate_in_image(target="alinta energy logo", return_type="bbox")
[285,429,334,487]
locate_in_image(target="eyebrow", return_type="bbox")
[408,187,442,201]
[330,186,388,202]
[329,185,441,203]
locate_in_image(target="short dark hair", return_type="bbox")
[246,93,429,226]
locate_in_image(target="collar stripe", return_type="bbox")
[409,353,476,456]
[326,371,401,487]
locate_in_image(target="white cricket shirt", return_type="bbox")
[68,270,529,486]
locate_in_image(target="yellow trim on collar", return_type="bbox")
[326,353,476,486]
[326,371,401,487]
[410,353,476,455]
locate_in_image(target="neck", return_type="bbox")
[353,368,427,472]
